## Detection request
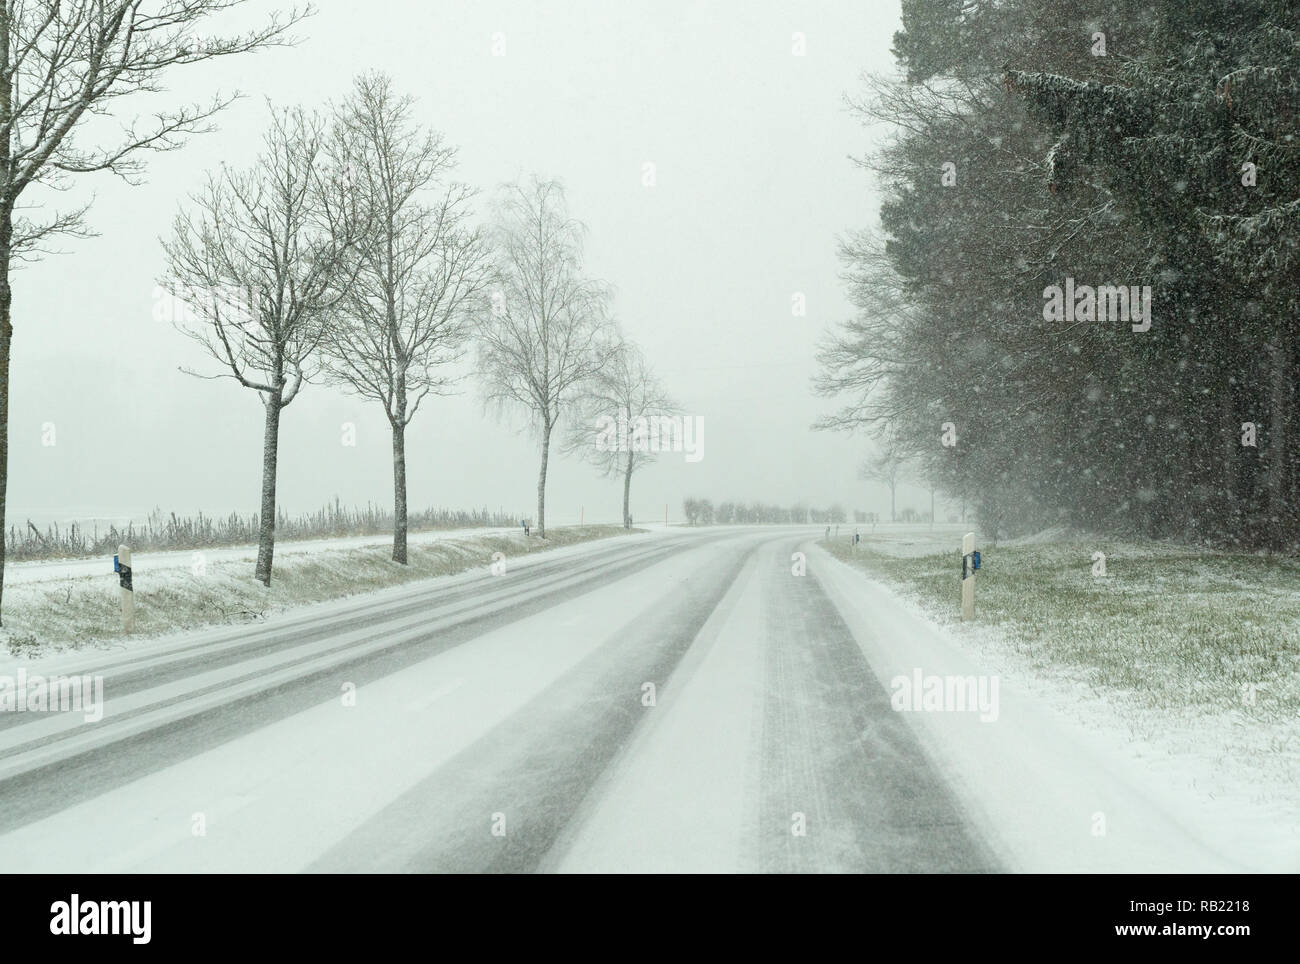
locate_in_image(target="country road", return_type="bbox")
[0,527,1003,873]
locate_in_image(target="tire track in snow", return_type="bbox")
[0,536,699,834]
[0,533,679,729]
[758,537,1001,872]
[306,537,763,873]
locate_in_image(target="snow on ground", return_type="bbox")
[0,524,650,675]
[0,533,745,872]
[4,524,520,585]
[810,543,1300,872]
[998,525,1075,546]
[549,539,769,872]
[8,522,1284,873]
[833,522,973,558]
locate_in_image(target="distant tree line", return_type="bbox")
[681,499,850,526]
[816,0,1299,548]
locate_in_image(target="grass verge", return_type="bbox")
[822,536,1300,722]
[2,525,638,658]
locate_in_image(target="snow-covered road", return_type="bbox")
[0,527,1276,872]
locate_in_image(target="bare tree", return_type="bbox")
[476,177,612,538]
[567,336,675,529]
[318,73,492,564]
[162,106,354,586]
[0,0,306,622]
[860,434,908,523]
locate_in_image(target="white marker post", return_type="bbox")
[116,544,135,633]
[961,532,976,621]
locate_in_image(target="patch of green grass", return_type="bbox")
[824,537,1300,720]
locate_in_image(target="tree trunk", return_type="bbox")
[1267,340,1288,542]
[0,16,13,626]
[254,390,284,586]
[623,448,633,528]
[1290,347,1300,543]
[536,421,551,539]
[392,418,408,564]
[0,248,10,627]
[890,482,896,523]
[1222,382,1239,537]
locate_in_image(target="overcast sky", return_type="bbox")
[10,0,930,529]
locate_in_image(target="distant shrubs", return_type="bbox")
[681,498,851,526]
[5,500,515,562]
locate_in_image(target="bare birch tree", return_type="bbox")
[566,336,675,529]
[318,72,492,564]
[860,433,908,524]
[477,177,612,538]
[162,106,354,586]
[0,0,306,622]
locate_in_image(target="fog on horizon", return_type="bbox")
[6,0,929,533]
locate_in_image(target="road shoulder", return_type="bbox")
[809,542,1280,872]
